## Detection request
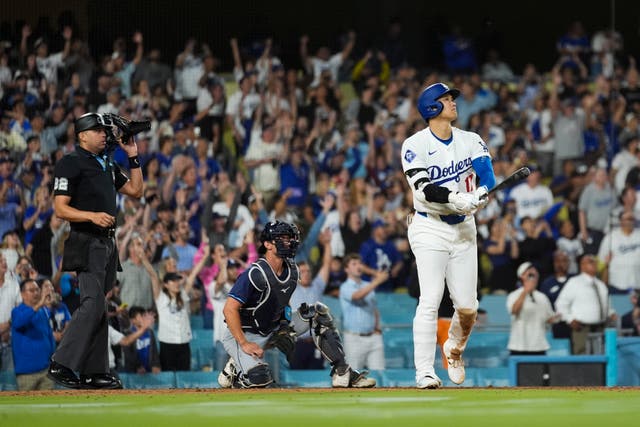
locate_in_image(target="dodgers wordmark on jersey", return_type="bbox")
[401,127,490,216]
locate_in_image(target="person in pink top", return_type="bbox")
[193,230,258,329]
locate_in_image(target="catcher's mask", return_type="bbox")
[259,221,300,259]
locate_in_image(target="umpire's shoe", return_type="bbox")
[332,367,376,388]
[47,360,81,389]
[443,340,465,385]
[218,359,238,388]
[80,373,123,390]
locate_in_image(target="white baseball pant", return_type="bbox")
[408,212,479,381]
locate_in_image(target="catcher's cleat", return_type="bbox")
[416,373,442,389]
[217,359,238,388]
[331,367,376,388]
[443,340,465,385]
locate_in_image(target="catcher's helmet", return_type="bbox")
[417,83,460,121]
[259,221,300,259]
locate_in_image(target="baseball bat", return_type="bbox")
[482,166,531,198]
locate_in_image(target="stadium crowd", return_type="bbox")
[1,15,640,389]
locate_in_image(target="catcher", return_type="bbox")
[218,221,375,388]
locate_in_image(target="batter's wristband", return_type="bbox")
[128,156,141,169]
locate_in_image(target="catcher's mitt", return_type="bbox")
[267,321,296,364]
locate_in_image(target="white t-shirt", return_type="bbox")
[309,53,343,87]
[36,52,64,85]
[244,129,283,193]
[211,202,254,248]
[597,228,640,291]
[210,281,232,344]
[156,289,192,344]
[175,54,203,100]
[611,150,638,193]
[506,288,554,352]
[225,91,261,120]
[0,273,21,325]
[321,210,345,258]
[509,183,554,220]
[556,237,583,275]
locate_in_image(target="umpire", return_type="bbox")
[47,112,143,389]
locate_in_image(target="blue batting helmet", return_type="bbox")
[417,83,460,121]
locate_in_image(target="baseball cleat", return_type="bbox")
[331,367,376,388]
[416,373,442,389]
[443,340,465,385]
[217,359,237,388]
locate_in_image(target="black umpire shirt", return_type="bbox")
[53,146,128,232]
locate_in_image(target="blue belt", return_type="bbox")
[416,211,465,225]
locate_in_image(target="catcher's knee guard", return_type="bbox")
[235,363,274,388]
[306,303,346,366]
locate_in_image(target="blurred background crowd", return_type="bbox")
[1,6,640,386]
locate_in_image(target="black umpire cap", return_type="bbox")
[74,113,111,134]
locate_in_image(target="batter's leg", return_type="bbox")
[412,248,448,380]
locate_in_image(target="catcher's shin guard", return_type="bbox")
[235,363,274,388]
[309,304,347,367]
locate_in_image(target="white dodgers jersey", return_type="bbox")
[401,127,490,215]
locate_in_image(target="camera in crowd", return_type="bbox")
[102,113,151,149]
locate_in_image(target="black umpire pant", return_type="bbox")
[53,234,117,375]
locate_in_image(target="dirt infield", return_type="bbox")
[2,385,638,397]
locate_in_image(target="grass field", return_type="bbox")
[1,388,639,427]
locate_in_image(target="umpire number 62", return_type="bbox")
[54,177,68,191]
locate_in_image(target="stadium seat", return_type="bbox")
[175,371,220,388]
[478,295,511,327]
[190,315,204,330]
[610,294,632,317]
[0,371,17,391]
[120,372,177,389]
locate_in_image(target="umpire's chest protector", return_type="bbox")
[242,259,298,335]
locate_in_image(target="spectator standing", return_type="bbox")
[598,211,640,293]
[518,217,557,279]
[358,219,403,292]
[339,253,387,371]
[111,307,158,374]
[555,254,617,354]
[161,220,198,275]
[506,262,556,355]
[508,167,553,221]
[578,167,617,254]
[117,233,158,310]
[289,229,332,369]
[300,32,356,88]
[484,217,519,293]
[152,269,199,371]
[11,278,55,390]
[0,252,21,371]
[539,250,573,339]
[556,219,583,275]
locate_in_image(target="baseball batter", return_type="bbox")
[401,83,496,388]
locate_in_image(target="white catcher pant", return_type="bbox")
[408,212,479,380]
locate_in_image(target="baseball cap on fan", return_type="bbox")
[516,262,534,278]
